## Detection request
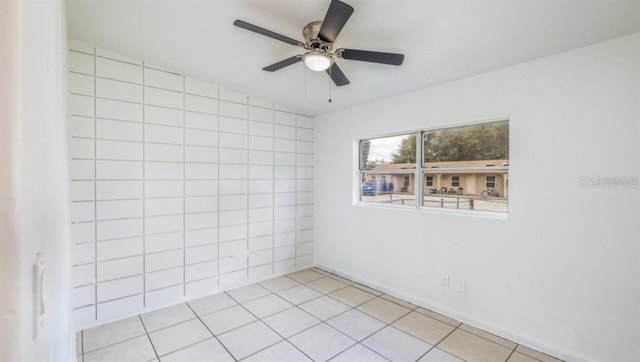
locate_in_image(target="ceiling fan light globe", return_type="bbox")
[303,53,332,72]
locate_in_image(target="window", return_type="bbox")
[451,176,460,187]
[423,120,508,212]
[425,176,434,187]
[359,134,416,206]
[358,120,509,214]
[486,176,496,188]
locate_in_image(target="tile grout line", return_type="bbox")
[138,315,161,360]
[217,85,221,290]
[142,61,147,308]
[316,269,478,361]
[70,159,310,168]
[83,274,304,342]
[157,336,219,360]
[303,282,421,360]
[455,327,518,354]
[504,343,520,362]
[74,76,275,110]
[276,274,439,361]
[80,330,84,361]
[69,136,223,148]
[182,74,186,297]
[269,278,394,360]
[222,291,316,362]
[83,276,356,358]
[73,40,317,324]
[245,94,249,281]
[294,114,298,270]
[74,75,292,116]
[69,116,233,134]
[327,343,392,362]
[220,276,364,357]
[184,301,238,361]
[70,92,302,121]
[82,295,428,362]
[236,340,306,362]
[81,328,148,355]
[69,57,309,117]
[192,288,289,334]
[92,45,98,322]
[413,323,464,362]
[319,296,416,351]
[81,269,559,362]
[320,268,455,320]
[271,103,275,277]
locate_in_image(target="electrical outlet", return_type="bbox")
[456,279,466,294]
[441,274,449,286]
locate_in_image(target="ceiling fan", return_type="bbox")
[233,0,405,86]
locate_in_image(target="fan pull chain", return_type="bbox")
[328,66,332,103]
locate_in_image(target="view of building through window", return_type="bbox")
[360,134,417,206]
[359,120,509,213]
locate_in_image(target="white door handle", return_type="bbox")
[33,252,46,341]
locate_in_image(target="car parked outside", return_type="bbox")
[362,182,376,196]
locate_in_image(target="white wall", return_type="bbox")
[314,33,640,362]
[0,0,71,361]
[67,41,315,328]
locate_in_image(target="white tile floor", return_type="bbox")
[76,268,563,362]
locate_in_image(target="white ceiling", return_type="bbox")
[67,0,640,115]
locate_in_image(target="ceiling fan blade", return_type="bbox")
[263,56,302,72]
[234,20,304,47]
[338,49,405,65]
[318,0,354,43]
[326,62,350,86]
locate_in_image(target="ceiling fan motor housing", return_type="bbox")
[303,21,333,51]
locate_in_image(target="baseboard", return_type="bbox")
[314,262,588,362]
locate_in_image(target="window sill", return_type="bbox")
[417,206,509,220]
[354,201,417,211]
[354,201,509,220]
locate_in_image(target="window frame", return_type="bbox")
[355,118,509,218]
[357,131,418,208]
[486,176,497,189]
[425,176,434,187]
[451,176,460,187]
